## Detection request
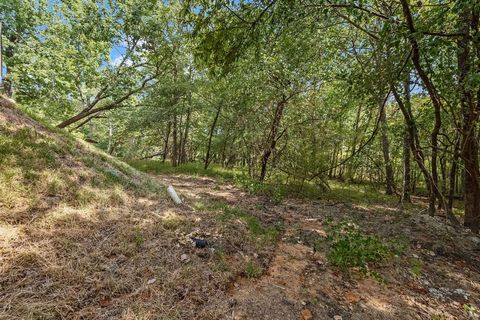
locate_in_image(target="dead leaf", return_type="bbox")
[99,297,111,307]
[301,308,313,320]
[344,291,361,303]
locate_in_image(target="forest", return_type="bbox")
[1,0,480,319]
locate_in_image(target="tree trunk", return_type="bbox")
[179,108,191,164]
[172,115,179,167]
[180,108,191,164]
[107,120,114,155]
[379,96,395,195]
[204,105,221,170]
[260,96,287,181]
[448,137,460,211]
[400,0,448,215]
[401,78,412,204]
[458,8,480,232]
[162,121,171,163]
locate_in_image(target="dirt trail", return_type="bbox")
[156,174,480,320]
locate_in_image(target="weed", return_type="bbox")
[243,261,263,278]
[409,258,423,279]
[128,160,240,181]
[133,228,145,248]
[214,251,230,272]
[161,216,184,230]
[463,304,479,319]
[325,221,390,275]
[217,203,280,242]
[74,187,98,207]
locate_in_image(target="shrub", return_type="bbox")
[325,221,390,275]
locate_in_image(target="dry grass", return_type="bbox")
[0,193,276,319]
[0,99,280,319]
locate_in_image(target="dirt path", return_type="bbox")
[156,174,480,320]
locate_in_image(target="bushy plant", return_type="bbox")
[325,221,390,275]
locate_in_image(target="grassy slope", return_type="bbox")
[0,96,161,223]
[0,97,171,318]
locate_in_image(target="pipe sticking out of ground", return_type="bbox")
[167,185,182,204]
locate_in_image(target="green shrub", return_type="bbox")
[325,221,390,275]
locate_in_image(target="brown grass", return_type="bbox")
[0,100,278,319]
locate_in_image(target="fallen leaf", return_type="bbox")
[301,308,313,320]
[344,291,361,303]
[99,297,111,307]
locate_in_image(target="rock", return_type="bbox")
[147,278,156,285]
[180,254,189,262]
[452,288,470,301]
[334,316,342,320]
[428,288,446,300]
[167,185,182,204]
[301,308,313,320]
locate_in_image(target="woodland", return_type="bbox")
[1,1,480,319]
[3,0,480,230]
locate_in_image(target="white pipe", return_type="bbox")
[167,185,182,204]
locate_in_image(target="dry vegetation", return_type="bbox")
[1,97,480,320]
[0,97,279,319]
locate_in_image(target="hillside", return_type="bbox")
[0,96,171,318]
[0,96,162,221]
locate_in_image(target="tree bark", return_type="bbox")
[448,137,460,211]
[204,105,221,170]
[458,7,480,232]
[162,121,171,163]
[172,115,179,167]
[400,0,446,215]
[180,108,191,164]
[260,95,287,181]
[402,79,412,203]
[379,96,395,195]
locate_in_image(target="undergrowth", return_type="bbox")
[129,160,412,208]
[324,220,391,276]
[193,200,281,243]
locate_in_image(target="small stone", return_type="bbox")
[147,278,156,285]
[301,308,313,320]
[180,254,189,262]
[334,316,342,320]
